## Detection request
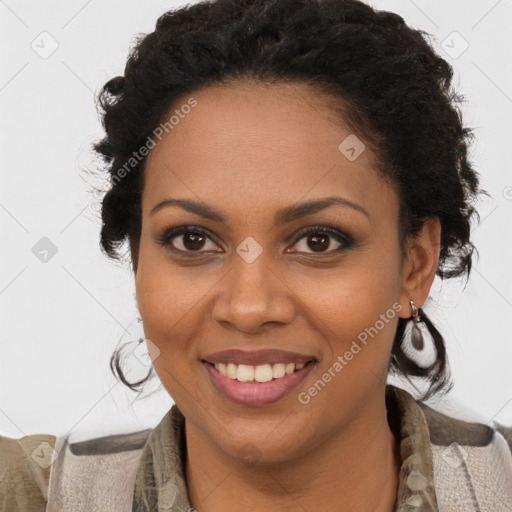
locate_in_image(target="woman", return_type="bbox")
[1,0,511,510]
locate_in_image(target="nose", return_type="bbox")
[211,251,296,333]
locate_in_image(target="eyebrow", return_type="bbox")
[149,195,369,224]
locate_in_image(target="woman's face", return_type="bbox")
[135,81,430,464]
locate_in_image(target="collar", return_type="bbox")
[132,384,439,511]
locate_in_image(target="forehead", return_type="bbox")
[142,81,396,220]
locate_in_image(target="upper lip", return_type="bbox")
[202,349,316,366]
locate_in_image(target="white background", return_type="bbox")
[1,0,511,441]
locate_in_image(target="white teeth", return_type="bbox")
[227,363,238,379]
[212,361,310,382]
[272,363,286,379]
[254,364,273,382]
[236,364,254,382]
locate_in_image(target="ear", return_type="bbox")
[398,217,441,319]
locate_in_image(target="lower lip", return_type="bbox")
[202,361,315,407]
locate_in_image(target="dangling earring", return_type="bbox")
[409,300,424,351]
[401,299,437,369]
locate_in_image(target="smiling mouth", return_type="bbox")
[202,359,315,383]
[201,357,316,407]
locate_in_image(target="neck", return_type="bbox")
[185,389,401,512]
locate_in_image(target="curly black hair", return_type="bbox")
[91,0,487,401]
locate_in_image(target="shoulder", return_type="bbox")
[1,427,153,512]
[417,400,512,511]
[45,427,152,512]
[0,432,57,512]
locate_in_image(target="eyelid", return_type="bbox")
[156,225,221,252]
[288,226,354,253]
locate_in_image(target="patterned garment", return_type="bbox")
[1,384,511,511]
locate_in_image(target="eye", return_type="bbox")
[156,225,354,256]
[157,226,220,253]
[288,226,354,254]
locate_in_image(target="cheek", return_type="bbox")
[135,234,214,334]
[136,276,204,404]
[311,287,399,373]
[292,246,402,369]
[294,271,402,422]
[135,250,220,399]
[136,267,208,355]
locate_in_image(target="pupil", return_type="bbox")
[184,233,205,251]
[308,233,329,252]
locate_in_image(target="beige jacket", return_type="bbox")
[1,385,511,511]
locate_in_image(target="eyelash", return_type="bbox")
[156,225,355,256]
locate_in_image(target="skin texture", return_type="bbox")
[134,81,441,511]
